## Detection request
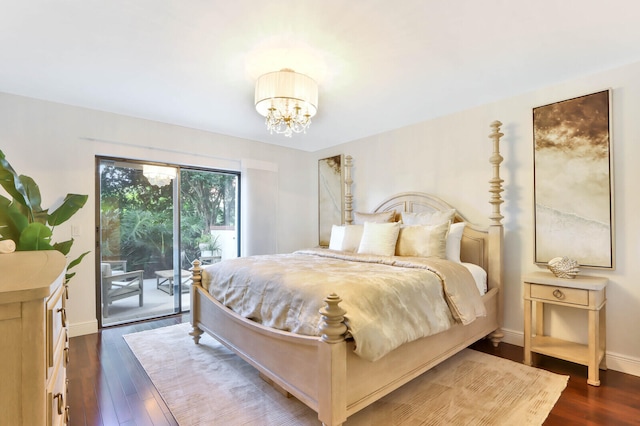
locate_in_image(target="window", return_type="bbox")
[97,157,239,326]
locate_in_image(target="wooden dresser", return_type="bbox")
[0,250,69,425]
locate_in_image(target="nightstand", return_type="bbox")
[523,271,607,386]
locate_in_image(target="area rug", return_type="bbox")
[124,323,568,425]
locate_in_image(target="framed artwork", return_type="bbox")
[533,89,614,268]
[318,154,344,247]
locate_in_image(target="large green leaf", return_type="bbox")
[68,251,90,270]
[62,250,91,283]
[47,194,88,226]
[19,174,43,213]
[17,222,54,251]
[0,195,28,241]
[33,208,49,225]
[0,150,32,214]
[53,238,74,255]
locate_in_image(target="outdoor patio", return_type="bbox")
[102,276,191,326]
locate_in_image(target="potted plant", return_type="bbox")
[196,233,221,260]
[0,149,89,282]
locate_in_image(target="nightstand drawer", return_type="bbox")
[530,283,589,306]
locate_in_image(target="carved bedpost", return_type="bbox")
[191,259,202,287]
[318,294,348,426]
[344,155,353,225]
[189,259,204,344]
[489,121,504,226]
[319,293,347,343]
[488,121,505,347]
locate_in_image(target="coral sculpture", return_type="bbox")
[547,256,580,279]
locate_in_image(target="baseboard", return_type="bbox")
[501,327,523,346]
[606,351,640,377]
[497,327,640,378]
[69,319,98,337]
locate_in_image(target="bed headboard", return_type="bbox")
[372,192,489,271]
[354,121,505,301]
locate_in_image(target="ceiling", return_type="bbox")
[2,1,640,152]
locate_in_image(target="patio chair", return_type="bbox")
[101,262,144,317]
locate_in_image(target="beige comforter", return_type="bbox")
[201,248,486,361]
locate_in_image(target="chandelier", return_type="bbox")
[254,69,318,137]
[142,165,177,187]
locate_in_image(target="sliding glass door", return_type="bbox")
[97,158,239,326]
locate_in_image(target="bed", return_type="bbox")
[189,121,505,425]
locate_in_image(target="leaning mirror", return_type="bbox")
[318,155,344,247]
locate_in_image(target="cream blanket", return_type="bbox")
[201,248,486,361]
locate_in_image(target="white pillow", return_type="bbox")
[329,225,364,252]
[353,210,396,225]
[328,225,346,250]
[446,222,466,263]
[395,221,450,258]
[357,222,401,256]
[401,209,456,225]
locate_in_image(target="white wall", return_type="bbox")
[0,92,316,336]
[316,60,640,377]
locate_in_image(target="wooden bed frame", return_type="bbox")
[189,121,505,425]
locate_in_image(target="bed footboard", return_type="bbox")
[189,260,350,425]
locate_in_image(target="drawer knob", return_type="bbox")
[54,392,64,415]
[58,307,67,327]
[552,289,565,299]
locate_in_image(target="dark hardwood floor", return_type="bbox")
[68,316,640,425]
[68,315,187,426]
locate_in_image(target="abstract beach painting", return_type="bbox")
[533,90,614,268]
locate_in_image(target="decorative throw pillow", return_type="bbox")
[395,221,450,258]
[353,210,396,225]
[357,222,401,256]
[446,222,466,263]
[342,225,364,252]
[329,225,364,252]
[401,209,456,225]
